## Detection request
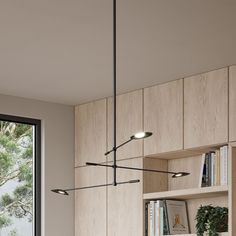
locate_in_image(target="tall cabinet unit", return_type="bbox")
[75,66,236,236]
[144,79,183,155]
[184,68,228,149]
[75,99,107,236]
[107,90,143,160]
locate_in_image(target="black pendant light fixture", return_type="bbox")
[52,0,190,196]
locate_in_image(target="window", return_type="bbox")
[0,114,41,236]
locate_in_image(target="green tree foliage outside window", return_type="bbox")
[0,121,33,232]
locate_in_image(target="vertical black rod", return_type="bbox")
[113,0,117,186]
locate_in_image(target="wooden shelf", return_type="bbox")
[145,143,228,160]
[143,185,228,200]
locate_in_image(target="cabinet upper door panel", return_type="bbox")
[108,90,143,160]
[184,68,228,149]
[144,79,183,155]
[75,99,107,166]
[229,65,236,142]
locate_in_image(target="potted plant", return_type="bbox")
[195,205,228,236]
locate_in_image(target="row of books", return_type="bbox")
[145,200,189,236]
[199,145,228,187]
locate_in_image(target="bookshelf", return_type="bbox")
[143,143,233,236]
[75,66,236,236]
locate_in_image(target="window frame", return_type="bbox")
[0,114,41,236]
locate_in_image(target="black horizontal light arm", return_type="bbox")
[86,162,190,177]
[51,179,140,195]
[105,138,132,156]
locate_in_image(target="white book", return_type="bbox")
[155,201,160,236]
[211,152,215,186]
[220,146,228,186]
[199,153,205,187]
[150,201,155,236]
[160,202,164,236]
[224,145,228,185]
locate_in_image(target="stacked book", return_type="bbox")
[145,200,189,236]
[199,145,228,187]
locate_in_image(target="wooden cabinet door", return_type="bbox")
[107,158,143,236]
[108,90,143,160]
[144,79,183,155]
[75,166,106,236]
[75,99,107,166]
[184,68,228,149]
[229,65,236,142]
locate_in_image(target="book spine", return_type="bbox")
[211,152,215,186]
[145,203,148,236]
[148,203,151,236]
[150,201,155,236]
[220,146,228,186]
[199,153,205,187]
[208,152,212,186]
[155,201,160,236]
[205,153,209,186]
[163,200,170,235]
[160,201,164,236]
[224,146,228,185]
[215,150,220,186]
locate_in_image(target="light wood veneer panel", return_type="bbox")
[229,66,236,142]
[75,99,107,166]
[184,68,228,149]
[143,158,168,193]
[107,158,143,236]
[168,155,203,191]
[144,79,183,155]
[108,90,143,160]
[75,166,106,236]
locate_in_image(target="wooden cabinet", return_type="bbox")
[108,90,143,160]
[229,66,236,142]
[184,68,228,149]
[107,158,143,236]
[75,99,107,166]
[75,166,106,236]
[144,79,183,155]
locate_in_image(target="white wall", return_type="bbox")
[0,94,74,236]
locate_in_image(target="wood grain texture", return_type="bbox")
[144,79,183,155]
[184,68,228,149]
[143,185,228,200]
[143,157,168,193]
[107,90,143,160]
[168,155,203,191]
[229,66,236,142]
[187,196,228,233]
[75,166,106,236]
[75,99,107,166]
[107,158,143,236]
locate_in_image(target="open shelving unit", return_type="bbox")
[142,143,236,236]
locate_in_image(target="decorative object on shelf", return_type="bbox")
[195,205,228,236]
[51,0,190,196]
[165,200,190,235]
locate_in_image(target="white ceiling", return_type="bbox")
[0,0,236,105]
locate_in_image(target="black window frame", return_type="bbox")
[0,114,41,236]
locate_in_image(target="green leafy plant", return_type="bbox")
[0,121,33,230]
[195,205,228,236]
